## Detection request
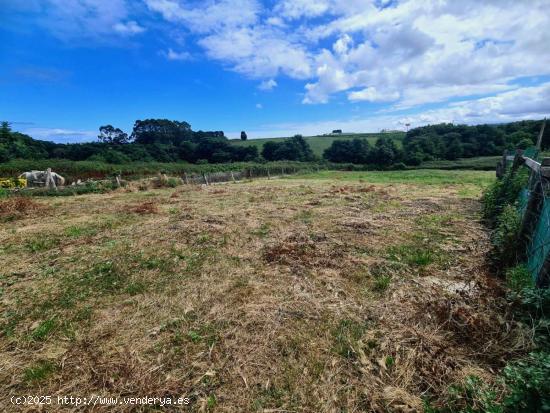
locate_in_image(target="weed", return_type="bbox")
[207,394,217,409]
[24,360,57,384]
[332,319,366,359]
[296,209,313,224]
[506,265,533,293]
[490,204,522,270]
[82,261,124,293]
[125,281,147,295]
[502,352,550,412]
[188,330,201,343]
[387,244,436,267]
[64,224,98,238]
[373,274,392,291]
[437,375,502,413]
[30,318,57,341]
[26,236,59,252]
[252,223,271,238]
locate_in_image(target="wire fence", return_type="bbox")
[498,144,550,287]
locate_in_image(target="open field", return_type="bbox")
[1,170,529,412]
[230,132,405,157]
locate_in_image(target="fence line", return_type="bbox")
[496,120,549,287]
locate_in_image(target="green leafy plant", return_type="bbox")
[490,204,522,270]
[502,352,550,412]
[506,265,534,293]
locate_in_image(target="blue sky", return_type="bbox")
[2,0,550,142]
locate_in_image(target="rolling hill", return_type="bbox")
[230,132,405,157]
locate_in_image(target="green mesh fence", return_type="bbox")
[513,146,548,286]
[518,188,530,216]
[526,199,550,282]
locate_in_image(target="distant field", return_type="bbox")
[418,156,500,171]
[230,132,405,157]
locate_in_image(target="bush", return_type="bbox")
[506,265,534,293]
[482,168,529,226]
[490,204,522,270]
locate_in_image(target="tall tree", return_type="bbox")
[98,125,129,144]
[240,131,247,141]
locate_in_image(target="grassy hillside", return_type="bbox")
[230,132,405,157]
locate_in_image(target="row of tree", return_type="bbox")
[1,118,547,166]
[324,119,548,166]
[0,120,256,164]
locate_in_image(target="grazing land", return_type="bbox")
[1,170,529,412]
[230,132,405,157]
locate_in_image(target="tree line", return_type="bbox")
[1,118,547,166]
[324,119,549,166]
[0,120,256,164]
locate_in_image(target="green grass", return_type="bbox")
[230,132,405,157]
[418,156,500,171]
[288,169,494,186]
[331,319,367,359]
[24,360,57,384]
[30,318,57,341]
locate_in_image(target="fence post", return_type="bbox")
[267,168,271,179]
[536,118,546,150]
[183,172,189,185]
[231,171,236,182]
[115,175,121,187]
[45,168,57,191]
[203,173,209,185]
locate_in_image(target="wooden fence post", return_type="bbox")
[536,118,546,150]
[115,175,121,187]
[184,172,189,185]
[45,168,57,191]
[203,173,209,185]
[231,171,236,182]
[267,169,271,179]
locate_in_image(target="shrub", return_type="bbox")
[490,204,522,270]
[506,265,534,293]
[482,168,528,226]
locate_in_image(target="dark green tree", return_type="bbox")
[98,125,129,144]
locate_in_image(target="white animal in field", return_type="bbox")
[19,170,65,187]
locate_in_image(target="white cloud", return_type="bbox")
[144,0,550,107]
[256,103,263,109]
[199,26,312,79]
[20,127,97,143]
[162,48,191,61]
[113,20,145,35]
[39,0,133,41]
[34,0,550,110]
[144,0,260,33]
[234,83,550,138]
[258,79,277,91]
[348,87,399,102]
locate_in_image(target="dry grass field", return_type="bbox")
[0,170,531,412]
